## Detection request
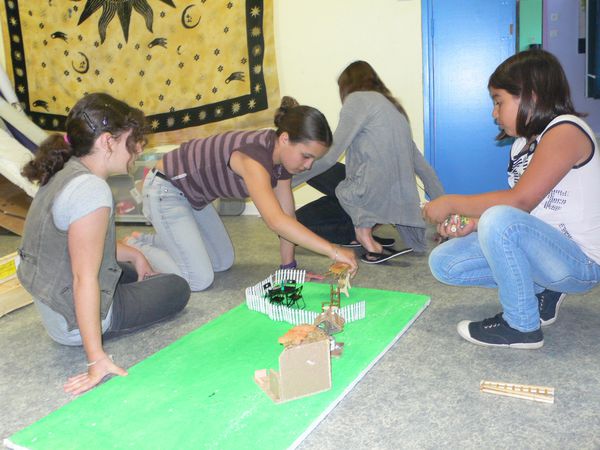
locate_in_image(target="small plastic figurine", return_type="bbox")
[327,262,351,297]
[265,279,305,309]
[278,324,328,347]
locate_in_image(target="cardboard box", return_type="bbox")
[0,252,32,317]
[255,338,332,403]
[0,174,30,236]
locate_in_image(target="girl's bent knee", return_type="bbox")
[213,250,235,272]
[478,205,516,242]
[172,275,191,310]
[428,246,452,283]
[159,274,191,311]
[479,205,521,233]
[188,272,214,292]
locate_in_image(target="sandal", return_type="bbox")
[341,235,396,248]
[360,247,413,264]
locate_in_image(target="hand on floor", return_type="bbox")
[305,271,325,281]
[64,355,128,396]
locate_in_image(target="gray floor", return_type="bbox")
[1,218,599,449]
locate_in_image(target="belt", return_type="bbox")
[152,168,168,181]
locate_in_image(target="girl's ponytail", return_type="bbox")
[21,134,72,186]
[21,92,146,186]
[274,96,300,128]
[273,96,332,146]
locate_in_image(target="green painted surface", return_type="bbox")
[519,0,543,51]
[7,283,429,450]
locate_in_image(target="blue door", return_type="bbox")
[422,0,516,194]
[588,0,600,98]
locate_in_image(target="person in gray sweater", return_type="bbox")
[293,61,444,263]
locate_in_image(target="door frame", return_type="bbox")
[421,0,435,167]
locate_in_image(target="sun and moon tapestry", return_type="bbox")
[0,0,279,145]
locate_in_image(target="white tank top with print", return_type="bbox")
[508,115,600,264]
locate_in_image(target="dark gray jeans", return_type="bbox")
[105,263,190,339]
[296,162,356,244]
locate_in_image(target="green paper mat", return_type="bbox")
[5,283,429,450]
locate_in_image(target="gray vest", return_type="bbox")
[17,158,122,331]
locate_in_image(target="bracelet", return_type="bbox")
[333,245,339,263]
[279,259,297,270]
[87,354,113,367]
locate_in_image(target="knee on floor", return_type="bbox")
[188,271,215,292]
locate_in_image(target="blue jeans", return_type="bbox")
[429,205,600,332]
[133,171,234,291]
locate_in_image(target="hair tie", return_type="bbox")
[64,134,70,145]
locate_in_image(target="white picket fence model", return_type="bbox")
[245,269,366,325]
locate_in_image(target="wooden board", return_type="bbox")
[0,174,30,236]
[0,277,32,318]
[5,283,429,450]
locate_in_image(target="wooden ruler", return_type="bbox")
[480,380,555,404]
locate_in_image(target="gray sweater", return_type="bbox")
[294,91,444,228]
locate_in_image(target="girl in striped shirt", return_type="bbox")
[126,97,358,290]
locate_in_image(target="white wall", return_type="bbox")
[274,0,424,208]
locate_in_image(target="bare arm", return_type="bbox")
[64,207,127,395]
[423,123,592,224]
[230,152,358,274]
[272,178,297,266]
[116,241,156,281]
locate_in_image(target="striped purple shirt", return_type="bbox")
[162,129,291,209]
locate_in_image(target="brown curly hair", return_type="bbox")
[22,93,146,186]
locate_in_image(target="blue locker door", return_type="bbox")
[423,0,516,194]
[588,0,600,98]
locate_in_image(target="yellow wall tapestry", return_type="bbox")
[0,0,279,145]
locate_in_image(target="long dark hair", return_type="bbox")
[337,60,408,120]
[273,96,333,146]
[22,93,146,185]
[488,49,581,140]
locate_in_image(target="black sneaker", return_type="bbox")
[537,289,566,327]
[457,313,544,349]
[341,235,396,248]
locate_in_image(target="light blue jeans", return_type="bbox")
[130,171,234,291]
[429,205,600,332]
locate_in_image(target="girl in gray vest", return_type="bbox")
[124,97,358,291]
[18,93,190,394]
